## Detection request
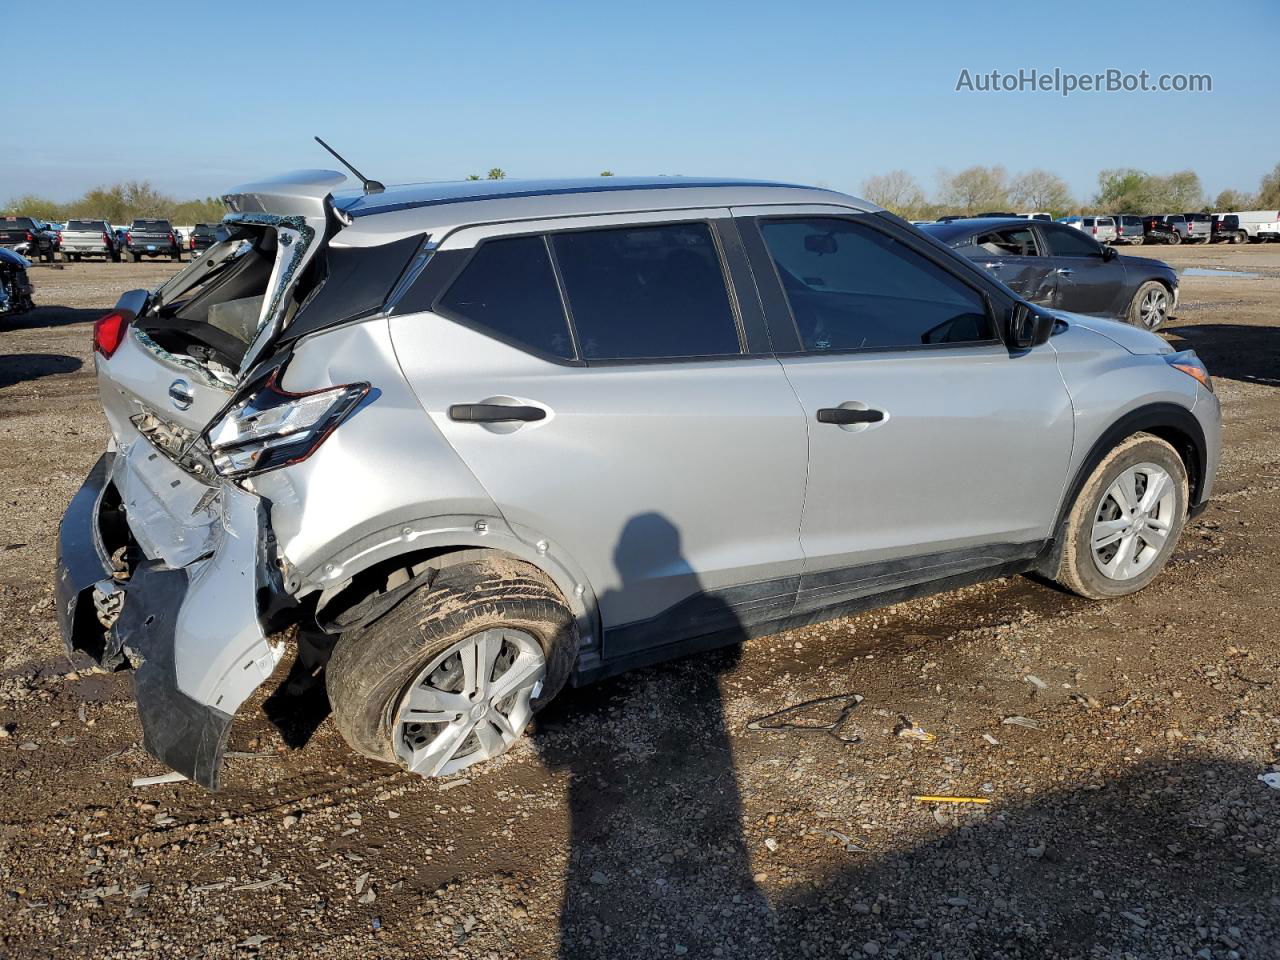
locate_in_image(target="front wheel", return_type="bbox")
[326,557,577,777]
[1169,232,1181,245]
[1052,433,1188,600]
[1128,280,1170,330]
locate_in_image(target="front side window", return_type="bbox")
[438,235,575,360]
[552,222,740,361]
[1040,224,1102,257]
[759,217,994,352]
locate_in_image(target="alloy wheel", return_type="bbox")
[393,628,545,776]
[1139,287,1168,328]
[1090,462,1177,581]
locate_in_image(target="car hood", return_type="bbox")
[1054,311,1174,356]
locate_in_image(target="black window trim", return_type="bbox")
[740,212,1006,359]
[431,216,763,367]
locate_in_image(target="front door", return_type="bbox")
[1037,222,1128,317]
[735,209,1074,615]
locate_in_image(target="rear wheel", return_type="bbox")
[1052,434,1188,599]
[327,557,577,776]
[1234,231,1247,245]
[1169,232,1181,245]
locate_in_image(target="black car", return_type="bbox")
[0,216,57,262]
[919,217,1178,329]
[1140,216,1181,245]
[126,219,183,262]
[0,246,35,317]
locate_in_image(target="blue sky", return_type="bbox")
[4,1,1278,205]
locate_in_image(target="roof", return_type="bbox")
[223,170,875,246]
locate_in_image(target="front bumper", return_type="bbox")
[55,450,284,789]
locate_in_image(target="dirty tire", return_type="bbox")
[1053,433,1188,600]
[326,557,578,767]
[1127,280,1171,329]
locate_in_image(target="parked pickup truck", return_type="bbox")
[1161,214,1211,244]
[61,219,122,261]
[189,223,221,253]
[1231,210,1280,243]
[127,219,183,262]
[0,216,57,262]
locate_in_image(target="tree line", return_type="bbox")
[860,162,1280,220]
[4,181,225,226]
[9,164,1277,224]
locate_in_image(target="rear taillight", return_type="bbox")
[102,232,110,246]
[1091,226,1098,235]
[190,235,196,250]
[126,231,133,245]
[93,309,135,359]
[205,369,371,478]
[24,231,33,243]
[168,232,176,246]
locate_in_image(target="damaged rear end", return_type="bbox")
[54,171,355,788]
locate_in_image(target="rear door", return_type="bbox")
[1035,222,1128,316]
[962,223,1057,305]
[389,210,809,659]
[735,208,1073,614]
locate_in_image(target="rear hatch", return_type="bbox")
[97,171,345,455]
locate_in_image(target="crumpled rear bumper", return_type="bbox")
[55,450,283,789]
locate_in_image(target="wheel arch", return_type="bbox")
[1037,402,1205,574]
[301,519,601,658]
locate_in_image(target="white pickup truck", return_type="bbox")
[1232,210,1280,243]
[60,219,122,262]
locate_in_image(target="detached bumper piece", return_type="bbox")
[55,451,276,790]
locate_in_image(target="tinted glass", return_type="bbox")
[1083,218,1096,226]
[760,217,993,352]
[439,235,574,360]
[132,219,172,229]
[552,223,740,360]
[1040,224,1102,257]
[973,226,1038,256]
[67,220,106,230]
[0,217,35,229]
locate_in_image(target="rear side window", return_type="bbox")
[759,217,994,352]
[68,219,106,231]
[1040,224,1101,257]
[438,235,574,360]
[552,223,740,361]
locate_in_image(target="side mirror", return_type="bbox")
[1008,303,1055,350]
[1102,244,1118,261]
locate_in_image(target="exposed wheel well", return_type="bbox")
[312,545,564,635]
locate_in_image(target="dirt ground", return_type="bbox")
[1,246,1278,960]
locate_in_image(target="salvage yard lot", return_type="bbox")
[1,249,1278,959]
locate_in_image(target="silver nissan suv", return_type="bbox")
[56,171,1221,789]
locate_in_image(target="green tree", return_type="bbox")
[1094,168,1148,212]
[600,170,614,177]
[486,168,506,180]
[1258,162,1280,208]
[466,174,481,181]
[1210,188,1255,213]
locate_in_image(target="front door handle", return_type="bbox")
[816,407,885,425]
[449,403,546,423]
[983,261,1004,270]
[1055,268,1073,276]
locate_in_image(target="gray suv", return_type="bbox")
[56,172,1221,789]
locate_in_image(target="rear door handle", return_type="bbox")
[816,407,885,425]
[448,403,546,423]
[1055,268,1073,276]
[983,261,1004,270]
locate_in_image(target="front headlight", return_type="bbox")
[205,369,370,478]
[1166,349,1213,393]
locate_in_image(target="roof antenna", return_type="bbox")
[314,136,385,195]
